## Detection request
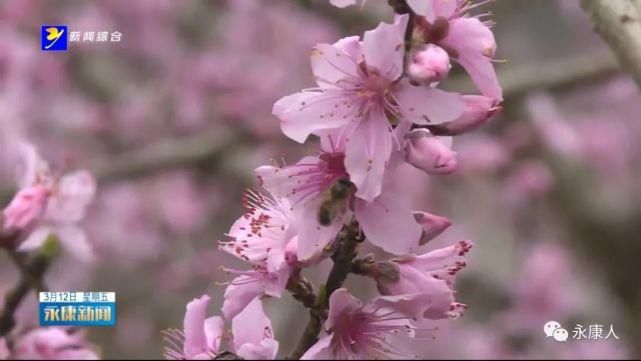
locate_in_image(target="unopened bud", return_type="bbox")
[427,95,501,136]
[408,44,451,85]
[405,129,458,175]
[2,185,48,232]
[413,211,452,244]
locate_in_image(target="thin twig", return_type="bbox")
[581,0,641,88]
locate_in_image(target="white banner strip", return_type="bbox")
[39,292,116,302]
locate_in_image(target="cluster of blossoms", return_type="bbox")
[0,141,98,358]
[167,0,502,359]
[0,143,96,260]
[0,328,99,360]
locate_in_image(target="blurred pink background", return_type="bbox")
[0,0,640,358]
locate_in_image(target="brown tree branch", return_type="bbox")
[286,272,317,310]
[287,221,363,360]
[581,0,641,88]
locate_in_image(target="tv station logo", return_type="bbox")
[41,24,122,52]
[41,25,68,51]
[39,292,116,327]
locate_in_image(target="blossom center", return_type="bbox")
[319,152,347,176]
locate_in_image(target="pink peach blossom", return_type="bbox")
[301,289,435,359]
[220,189,297,272]
[4,143,96,260]
[220,266,290,320]
[273,15,464,201]
[231,298,279,360]
[163,295,224,360]
[412,0,503,100]
[17,169,96,261]
[12,327,98,360]
[218,188,299,319]
[376,240,473,320]
[257,132,422,258]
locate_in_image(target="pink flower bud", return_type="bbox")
[428,95,501,136]
[2,185,49,232]
[413,211,452,244]
[408,44,451,85]
[405,129,458,175]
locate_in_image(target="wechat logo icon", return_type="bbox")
[544,321,568,342]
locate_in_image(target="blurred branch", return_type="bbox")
[296,0,376,33]
[546,155,641,356]
[75,54,622,184]
[581,0,641,88]
[445,52,620,101]
[92,128,247,183]
[0,248,52,337]
[0,56,620,205]
[1,129,253,204]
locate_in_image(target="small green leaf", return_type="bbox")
[38,234,61,259]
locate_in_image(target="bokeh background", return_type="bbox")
[0,0,640,359]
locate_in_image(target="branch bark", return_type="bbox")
[581,0,641,88]
[287,221,363,360]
